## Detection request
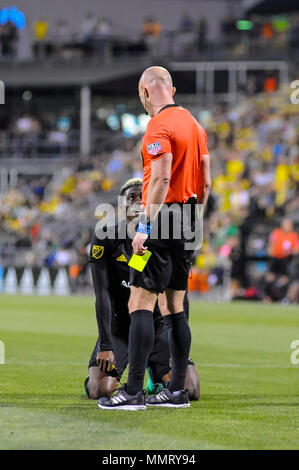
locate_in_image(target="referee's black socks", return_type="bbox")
[164,311,191,392]
[127,310,154,396]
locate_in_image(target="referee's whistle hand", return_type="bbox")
[132,232,148,255]
[97,350,115,373]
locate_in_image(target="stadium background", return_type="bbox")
[0,0,299,452]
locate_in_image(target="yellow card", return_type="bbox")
[128,250,152,272]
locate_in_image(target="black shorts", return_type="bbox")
[269,257,291,276]
[130,202,197,293]
[88,321,170,382]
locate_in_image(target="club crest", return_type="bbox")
[92,245,104,259]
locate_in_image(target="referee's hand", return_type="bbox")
[97,350,115,373]
[132,232,148,255]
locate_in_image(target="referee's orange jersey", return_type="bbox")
[141,104,209,206]
[269,228,299,258]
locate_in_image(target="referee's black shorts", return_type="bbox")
[88,321,171,382]
[130,199,197,294]
[268,256,291,276]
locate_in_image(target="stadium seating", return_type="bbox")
[0,86,298,302]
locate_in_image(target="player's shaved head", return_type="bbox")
[138,66,176,117]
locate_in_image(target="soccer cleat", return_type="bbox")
[151,383,166,394]
[146,388,190,408]
[147,382,166,396]
[97,384,146,411]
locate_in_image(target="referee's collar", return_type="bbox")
[158,104,180,114]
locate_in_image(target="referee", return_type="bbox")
[98,66,211,411]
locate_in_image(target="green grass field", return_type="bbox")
[0,295,298,450]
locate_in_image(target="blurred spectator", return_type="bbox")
[264,75,278,93]
[143,17,161,55]
[33,18,49,60]
[94,18,112,58]
[79,12,96,56]
[53,19,71,58]
[221,14,237,46]
[54,244,76,267]
[229,235,243,297]
[0,19,18,59]
[261,22,273,41]
[178,12,194,33]
[81,12,96,41]
[13,115,41,134]
[143,17,161,37]
[176,12,197,55]
[254,163,274,187]
[215,213,238,247]
[263,218,298,301]
[198,18,208,52]
[268,219,299,276]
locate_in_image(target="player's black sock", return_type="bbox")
[164,311,191,392]
[127,310,154,395]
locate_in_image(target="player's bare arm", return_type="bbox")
[145,153,172,219]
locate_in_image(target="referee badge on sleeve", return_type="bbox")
[147,142,162,156]
[92,245,104,259]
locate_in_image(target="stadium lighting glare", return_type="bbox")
[106,114,120,131]
[22,90,32,101]
[236,20,253,31]
[121,113,150,137]
[57,117,71,132]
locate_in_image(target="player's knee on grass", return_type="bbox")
[160,364,200,400]
[87,367,118,400]
[185,364,200,401]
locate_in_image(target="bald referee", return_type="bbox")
[98,66,211,411]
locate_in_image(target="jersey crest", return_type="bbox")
[147,141,162,156]
[92,245,104,259]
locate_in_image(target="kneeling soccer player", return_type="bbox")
[84,178,200,404]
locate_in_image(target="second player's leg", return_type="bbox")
[163,288,192,393]
[185,360,200,400]
[149,302,200,400]
[85,332,129,400]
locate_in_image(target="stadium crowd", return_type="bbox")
[1,8,299,62]
[0,87,298,302]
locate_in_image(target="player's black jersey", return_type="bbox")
[90,224,132,315]
[89,223,164,351]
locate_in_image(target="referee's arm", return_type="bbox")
[132,154,172,255]
[145,153,172,220]
[201,153,211,210]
